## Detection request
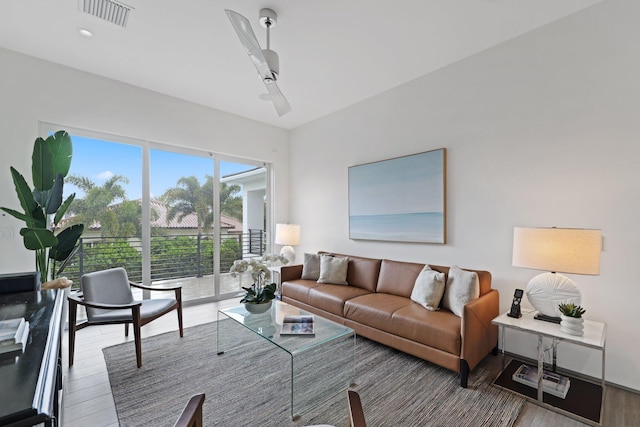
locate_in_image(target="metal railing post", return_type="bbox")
[196,233,202,278]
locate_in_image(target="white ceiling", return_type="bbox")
[0,0,602,130]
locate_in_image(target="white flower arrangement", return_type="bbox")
[230,257,279,304]
[230,258,272,284]
[259,253,290,266]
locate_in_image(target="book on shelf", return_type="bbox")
[512,363,570,399]
[0,319,30,356]
[280,315,315,335]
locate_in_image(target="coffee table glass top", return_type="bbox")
[219,300,353,355]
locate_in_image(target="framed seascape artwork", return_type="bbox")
[348,148,446,244]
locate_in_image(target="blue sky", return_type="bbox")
[66,135,255,200]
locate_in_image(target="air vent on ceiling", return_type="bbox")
[79,0,134,28]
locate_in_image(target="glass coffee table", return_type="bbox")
[217,300,355,420]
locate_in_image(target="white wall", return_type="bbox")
[0,47,289,273]
[289,0,640,391]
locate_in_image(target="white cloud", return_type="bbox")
[96,170,114,180]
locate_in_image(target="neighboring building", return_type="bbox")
[67,198,242,240]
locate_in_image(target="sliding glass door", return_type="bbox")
[43,124,272,304]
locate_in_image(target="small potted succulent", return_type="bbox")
[558,303,586,336]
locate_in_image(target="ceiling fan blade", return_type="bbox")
[224,9,272,80]
[264,80,292,116]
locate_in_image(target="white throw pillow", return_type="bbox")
[317,255,349,285]
[442,266,480,317]
[410,265,446,311]
[301,253,321,280]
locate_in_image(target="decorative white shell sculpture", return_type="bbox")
[525,272,581,318]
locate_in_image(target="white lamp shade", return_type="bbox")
[512,227,601,275]
[513,227,601,319]
[275,224,300,246]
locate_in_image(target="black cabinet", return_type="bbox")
[0,289,64,426]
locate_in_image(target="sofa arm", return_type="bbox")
[281,264,303,282]
[461,289,499,370]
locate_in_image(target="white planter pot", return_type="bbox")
[244,300,272,314]
[560,315,584,336]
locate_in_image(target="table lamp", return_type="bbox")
[512,227,601,322]
[275,223,300,264]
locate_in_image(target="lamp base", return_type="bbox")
[525,272,581,318]
[533,313,561,324]
[279,245,295,265]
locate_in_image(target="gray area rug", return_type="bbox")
[103,321,524,426]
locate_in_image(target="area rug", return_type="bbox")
[103,321,524,426]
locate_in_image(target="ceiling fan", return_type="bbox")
[225,8,292,117]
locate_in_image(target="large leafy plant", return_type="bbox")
[1,131,84,281]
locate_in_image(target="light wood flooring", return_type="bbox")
[62,301,640,427]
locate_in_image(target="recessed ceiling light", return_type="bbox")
[78,28,93,37]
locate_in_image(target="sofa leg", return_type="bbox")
[492,345,499,356]
[460,359,470,388]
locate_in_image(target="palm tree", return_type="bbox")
[66,174,129,237]
[161,176,212,235]
[161,175,241,235]
[161,175,240,277]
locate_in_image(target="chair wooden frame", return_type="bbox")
[174,393,205,427]
[68,280,183,368]
[348,390,367,427]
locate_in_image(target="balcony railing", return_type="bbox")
[58,231,268,289]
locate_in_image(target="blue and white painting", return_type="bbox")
[349,148,445,243]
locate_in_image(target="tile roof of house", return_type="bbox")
[65,199,242,232]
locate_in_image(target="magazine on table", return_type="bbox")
[512,363,570,399]
[280,315,315,335]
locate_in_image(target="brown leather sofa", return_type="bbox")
[280,252,499,387]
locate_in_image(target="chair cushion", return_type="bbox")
[88,299,177,323]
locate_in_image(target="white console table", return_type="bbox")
[492,310,606,426]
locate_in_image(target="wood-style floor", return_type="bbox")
[62,301,640,427]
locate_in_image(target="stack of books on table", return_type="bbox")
[280,315,315,335]
[512,363,571,399]
[0,317,30,356]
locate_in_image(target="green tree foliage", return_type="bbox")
[220,237,241,271]
[161,176,213,235]
[66,174,128,237]
[161,176,242,236]
[220,181,243,219]
[150,236,213,278]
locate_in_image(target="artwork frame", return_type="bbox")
[348,148,446,243]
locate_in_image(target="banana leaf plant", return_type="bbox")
[1,131,84,282]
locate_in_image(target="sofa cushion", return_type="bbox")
[410,265,446,311]
[376,259,425,297]
[390,303,462,355]
[442,266,480,317]
[281,279,323,306]
[308,284,371,317]
[301,253,321,280]
[318,255,349,285]
[321,253,382,292]
[343,293,413,331]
